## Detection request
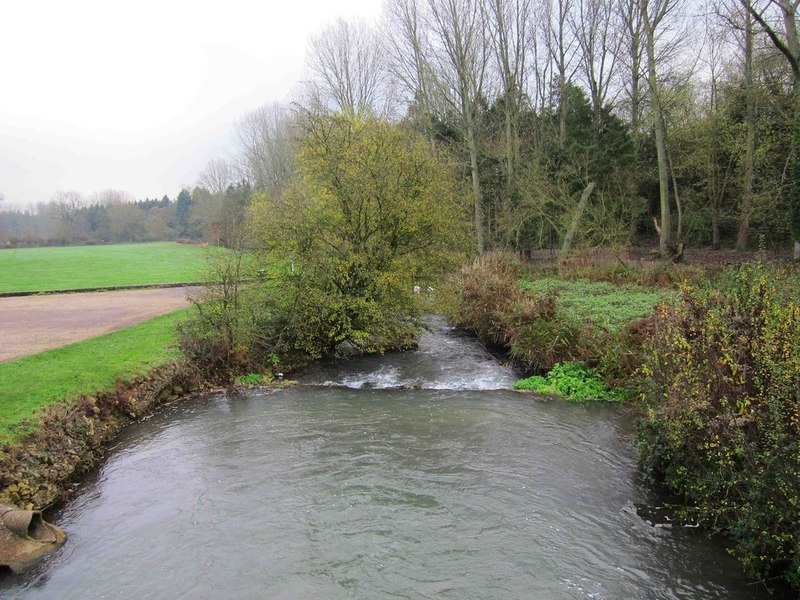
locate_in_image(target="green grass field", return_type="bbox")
[0,309,189,445]
[519,278,671,331]
[0,242,216,293]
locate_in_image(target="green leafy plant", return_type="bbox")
[514,362,621,402]
[234,373,264,385]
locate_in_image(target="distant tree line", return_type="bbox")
[0,183,252,248]
[4,0,799,259]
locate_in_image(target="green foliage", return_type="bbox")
[494,84,640,252]
[249,115,468,360]
[0,242,214,293]
[234,373,266,385]
[177,246,276,379]
[637,262,800,587]
[514,362,622,402]
[519,278,670,332]
[790,156,800,243]
[175,188,193,237]
[0,309,188,445]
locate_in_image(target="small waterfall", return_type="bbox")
[304,316,518,391]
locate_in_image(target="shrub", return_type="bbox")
[637,262,800,587]
[249,115,467,360]
[445,251,600,372]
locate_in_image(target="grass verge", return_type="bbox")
[0,242,217,293]
[0,309,189,445]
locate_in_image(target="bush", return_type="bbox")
[637,262,800,587]
[248,115,467,361]
[445,251,600,372]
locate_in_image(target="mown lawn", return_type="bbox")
[0,242,217,293]
[0,309,189,445]
[519,278,671,331]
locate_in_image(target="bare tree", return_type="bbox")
[618,0,647,132]
[306,18,395,117]
[487,0,531,190]
[94,189,136,206]
[386,0,440,142]
[737,5,757,249]
[541,0,579,146]
[640,0,686,257]
[571,0,623,128]
[235,102,296,195]
[51,190,85,243]
[197,158,235,195]
[425,0,490,251]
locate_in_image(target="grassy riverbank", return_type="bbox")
[518,278,670,332]
[444,252,670,381]
[0,242,215,293]
[0,309,189,445]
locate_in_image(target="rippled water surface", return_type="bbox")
[1,320,773,598]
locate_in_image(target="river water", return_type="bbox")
[1,319,775,598]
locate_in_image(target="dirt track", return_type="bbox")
[0,287,199,363]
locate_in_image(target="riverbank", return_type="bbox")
[445,251,800,590]
[0,309,215,509]
[0,360,209,510]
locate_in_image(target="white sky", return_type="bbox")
[0,0,384,208]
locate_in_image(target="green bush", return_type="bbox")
[514,362,622,401]
[248,115,466,361]
[637,262,800,588]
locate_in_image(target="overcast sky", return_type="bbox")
[0,0,383,208]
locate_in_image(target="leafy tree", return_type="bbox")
[250,115,468,360]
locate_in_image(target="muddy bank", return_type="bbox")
[0,361,211,510]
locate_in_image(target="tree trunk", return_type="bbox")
[630,42,641,132]
[737,10,755,250]
[644,16,672,257]
[712,212,721,250]
[465,118,485,253]
[560,182,596,261]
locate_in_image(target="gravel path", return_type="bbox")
[0,287,199,363]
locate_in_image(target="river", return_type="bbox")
[0,319,774,598]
